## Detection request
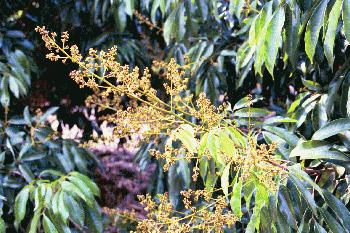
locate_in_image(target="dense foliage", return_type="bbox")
[2,0,350,232]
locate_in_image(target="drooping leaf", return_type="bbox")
[43,214,59,233]
[221,163,231,197]
[14,186,30,229]
[324,0,342,68]
[230,179,242,218]
[264,7,285,75]
[28,209,41,233]
[304,0,329,62]
[343,0,350,41]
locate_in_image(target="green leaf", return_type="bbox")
[230,179,242,218]
[174,124,198,153]
[28,209,41,233]
[302,78,322,92]
[198,132,209,156]
[263,126,299,147]
[233,96,263,110]
[318,208,346,233]
[322,190,350,230]
[208,132,224,164]
[43,214,59,233]
[304,0,329,62]
[235,107,272,118]
[163,5,178,45]
[51,191,60,216]
[67,176,94,204]
[343,0,350,41]
[70,172,100,197]
[312,118,350,140]
[85,204,103,233]
[278,186,297,229]
[115,3,127,32]
[40,169,64,178]
[285,4,301,67]
[19,164,35,183]
[0,217,5,233]
[229,0,245,19]
[289,175,317,214]
[324,0,342,68]
[221,162,231,197]
[9,76,20,98]
[218,130,235,157]
[58,191,69,223]
[14,186,30,229]
[290,140,350,161]
[264,7,285,75]
[61,181,88,204]
[64,194,85,226]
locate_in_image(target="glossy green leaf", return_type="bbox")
[343,0,350,41]
[175,124,198,153]
[221,162,231,197]
[324,0,342,68]
[64,194,85,226]
[285,4,301,67]
[61,181,88,203]
[28,209,41,233]
[304,0,329,62]
[312,118,350,140]
[85,204,103,233]
[58,191,69,223]
[70,172,100,197]
[264,7,285,75]
[230,179,242,218]
[43,214,59,233]
[14,186,30,229]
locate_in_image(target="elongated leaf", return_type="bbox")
[264,7,285,75]
[0,217,5,233]
[324,0,342,68]
[344,0,350,41]
[263,126,299,147]
[289,175,317,214]
[318,208,346,233]
[28,209,41,233]
[221,163,231,197]
[230,179,242,218]
[290,140,350,161]
[70,172,100,196]
[43,214,59,233]
[235,107,272,118]
[285,4,301,67]
[61,181,88,203]
[312,118,350,140]
[322,190,350,230]
[58,192,69,223]
[14,186,30,229]
[64,194,85,226]
[163,5,178,45]
[85,204,103,233]
[174,124,198,153]
[305,0,329,62]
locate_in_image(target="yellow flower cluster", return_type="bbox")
[35,26,225,140]
[36,27,287,231]
[233,136,287,191]
[135,191,237,233]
